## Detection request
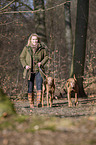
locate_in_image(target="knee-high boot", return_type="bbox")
[37,90,42,107]
[28,92,34,108]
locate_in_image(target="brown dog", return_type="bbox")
[64,75,79,107]
[42,77,55,107]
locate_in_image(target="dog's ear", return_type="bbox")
[44,77,48,84]
[52,78,54,84]
[46,77,48,82]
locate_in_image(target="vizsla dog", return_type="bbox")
[42,77,55,107]
[64,75,79,107]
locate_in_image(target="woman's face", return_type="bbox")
[31,36,38,46]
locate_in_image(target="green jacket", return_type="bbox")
[20,42,49,80]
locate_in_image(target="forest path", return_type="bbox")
[14,96,96,117]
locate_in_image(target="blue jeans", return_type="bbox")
[28,72,43,93]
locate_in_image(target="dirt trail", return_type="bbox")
[14,96,96,117]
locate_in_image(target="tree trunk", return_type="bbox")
[64,2,73,76]
[33,0,47,43]
[70,0,89,98]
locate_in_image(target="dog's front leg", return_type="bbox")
[46,84,49,107]
[75,92,78,106]
[49,93,52,107]
[68,90,72,107]
[42,84,44,107]
[50,90,54,107]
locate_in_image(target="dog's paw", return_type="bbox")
[68,103,72,107]
[75,101,78,106]
[38,103,42,108]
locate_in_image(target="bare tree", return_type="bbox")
[33,0,47,43]
[70,0,89,98]
[64,2,73,76]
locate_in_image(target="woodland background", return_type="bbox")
[0,0,96,98]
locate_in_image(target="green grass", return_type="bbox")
[0,116,16,130]
[0,113,96,136]
[14,115,29,123]
[0,88,16,117]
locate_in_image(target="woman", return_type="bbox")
[20,33,48,109]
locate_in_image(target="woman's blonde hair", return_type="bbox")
[27,33,41,46]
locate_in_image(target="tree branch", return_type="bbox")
[0,0,15,11]
[0,1,71,14]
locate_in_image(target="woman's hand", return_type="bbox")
[26,65,31,70]
[38,62,41,67]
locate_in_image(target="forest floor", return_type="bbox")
[0,95,96,145]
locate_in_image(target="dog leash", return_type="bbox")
[39,67,47,78]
